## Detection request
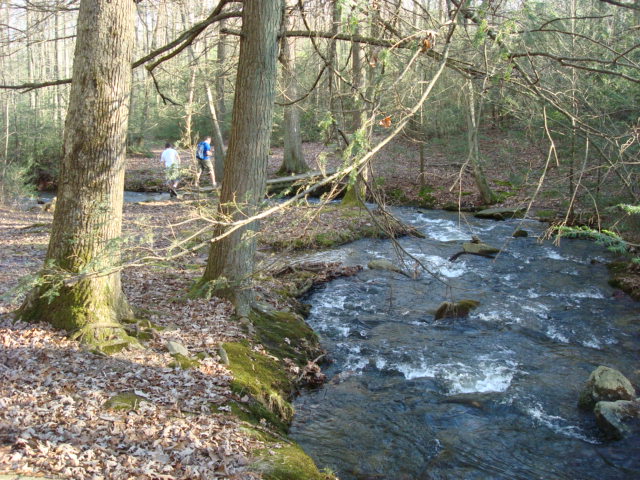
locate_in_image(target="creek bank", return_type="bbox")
[220,263,364,480]
[608,262,640,301]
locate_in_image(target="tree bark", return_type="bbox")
[216,19,228,121]
[465,79,496,205]
[279,9,308,175]
[201,0,282,312]
[204,80,226,180]
[18,0,136,348]
[325,0,342,145]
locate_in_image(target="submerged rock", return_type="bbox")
[474,207,525,220]
[368,259,410,277]
[434,299,480,319]
[462,242,500,255]
[578,366,636,410]
[594,399,640,440]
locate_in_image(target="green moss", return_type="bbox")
[104,392,149,411]
[259,442,335,480]
[228,399,289,433]
[535,209,557,220]
[223,341,294,425]
[242,428,336,480]
[248,307,322,366]
[168,353,201,370]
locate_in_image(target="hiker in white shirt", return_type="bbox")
[161,143,181,197]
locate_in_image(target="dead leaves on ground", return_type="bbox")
[0,316,263,479]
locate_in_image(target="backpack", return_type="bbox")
[196,142,205,159]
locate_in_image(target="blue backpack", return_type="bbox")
[196,142,206,159]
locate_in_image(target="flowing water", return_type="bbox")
[38,191,171,203]
[290,208,640,480]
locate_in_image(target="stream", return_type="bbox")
[289,208,640,480]
[38,191,172,203]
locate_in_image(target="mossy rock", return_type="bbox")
[104,392,150,411]
[578,366,636,410]
[474,207,525,220]
[122,318,164,341]
[223,341,294,426]
[260,442,335,480]
[462,242,500,255]
[246,429,336,480]
[168,353,201,370]
[435,300,480,319]
[90,337,140,355]
[368,259,409,277]
[512,229,528,238]
[248,306,322,365]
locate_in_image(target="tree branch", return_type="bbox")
[221,27,487,79]
[0,0,241,92]
[598,0,640,10]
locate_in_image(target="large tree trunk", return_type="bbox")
[278,11,308,175]
[18,0,136,349]
[200,0,282,312]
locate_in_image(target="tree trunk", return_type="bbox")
[279,11,308,175]
[216,19,228,121]
[200,0,282,312]
[342,7,373,207]
[325,0,342,145]
[204,81,226,181]
[18,0,136,349]
[465,80,496,205]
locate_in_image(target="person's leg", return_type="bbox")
[195,160,203,188]
[205,158,217,187]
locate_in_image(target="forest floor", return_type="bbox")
[0,189,395,479]
[1,131,638,479]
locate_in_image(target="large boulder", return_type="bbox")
[594,399,640,440]
[474,207,524,220]
[578,366,636,410]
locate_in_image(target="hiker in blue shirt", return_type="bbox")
[195,136,218,189]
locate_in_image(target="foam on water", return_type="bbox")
[580,337,601,349]
[519,301,550,318]
[546,326,569,343]
[413,217,470,242]
[395,362,438,380]
[526,403,599,444]
[393,358,518,394]
[441,360,517,394]
[472,310,523,325]
[543,248,567,261]
[410,254,467,278]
